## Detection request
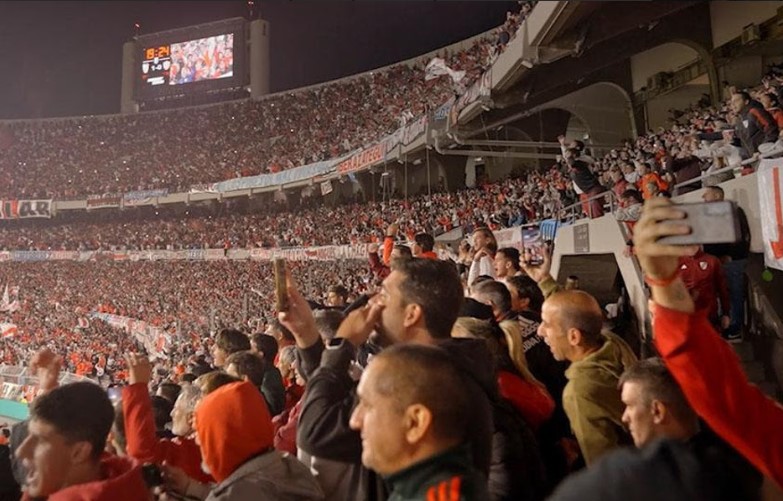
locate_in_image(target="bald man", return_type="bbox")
[349,344,489,500]
[537,289,637,465]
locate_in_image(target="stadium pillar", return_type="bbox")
[120,41,138,114]
[249,19,271,98]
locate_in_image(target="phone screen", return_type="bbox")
[522,226,545,266]
[107,386,122,402]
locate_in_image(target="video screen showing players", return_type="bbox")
[168,33,234,85]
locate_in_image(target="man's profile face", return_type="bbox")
[621,381,656,448]
[493,253,512,278]
[349,360,409,476]
[538,300,570,361]
[374,271,408,344]
[211,344,227,368]
[730,94,745,114]
[16,418,79,498]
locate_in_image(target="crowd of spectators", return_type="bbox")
[0,2,537,200]
[2,217,780,501]
[0,260,371,379]
[3,62,783,253]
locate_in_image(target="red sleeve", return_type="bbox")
[122,384,212,483]
[382,236,394,266]
[653,305,783,487]
[122,383,164,464]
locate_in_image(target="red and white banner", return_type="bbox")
[758,159,783,271]
[336,143,385,175]
[0,199,52,219]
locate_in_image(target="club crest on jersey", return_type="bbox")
[699,261,708,270]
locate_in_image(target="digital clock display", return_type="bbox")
[140,33,233,87]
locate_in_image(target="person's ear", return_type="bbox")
[404,404,433,445]
[567,327,582,347]
[70,440,94,465]
[651,400,667,425]
[403,303,423,329]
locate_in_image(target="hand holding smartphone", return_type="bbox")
[657,201,741,246]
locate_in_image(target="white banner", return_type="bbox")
[0,323,18,338]
[90,312,170,361]
[425,57,466,84]
[320,180,333,196]
[758,159,783,271]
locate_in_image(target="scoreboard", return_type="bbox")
[141,45,172,87]
[132,18,246,101]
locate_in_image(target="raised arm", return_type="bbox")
[634,197,783,488]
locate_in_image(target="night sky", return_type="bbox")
[0,1,516,119]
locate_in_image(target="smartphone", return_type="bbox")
[657,201,741,245]
[273,258,289,312]
[107,386,122,402]
[522,226,545,266]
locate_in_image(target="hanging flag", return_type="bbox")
[0,323,18,338]
[758,159,783,270]
[424,57,465,84]
[320,180,333,196]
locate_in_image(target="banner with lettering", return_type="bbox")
[336,143,385,175]
[86,194,122,209]
[0,200,52,219]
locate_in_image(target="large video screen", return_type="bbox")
[142,34,234,87]
[135,18,246,100]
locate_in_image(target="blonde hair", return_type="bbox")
[498,320,545,389]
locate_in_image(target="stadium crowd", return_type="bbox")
[2,69,782,251]
[0,2,536,201]
[0,260,372,377]
[3,6,783,501]
[1,210,780,501]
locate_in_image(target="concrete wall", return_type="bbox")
[710,1,780,49]
[645,81,711,130]
[537,82,636,153]
[720,55,766,89]
[630,42,700,92]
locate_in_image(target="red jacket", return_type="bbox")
[122,383,212,484]
[23,455,150,501]
[677,250,730,321]
[653,305,783,488]
[419,251,438,260]
[497,370,555,430]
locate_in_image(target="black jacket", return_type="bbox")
[548,437,761,501]
[703,205,751,261]
[296,337,495,501]
[735,103,778,156]
[568,159,601,193]
[385,445,490,501]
